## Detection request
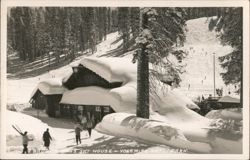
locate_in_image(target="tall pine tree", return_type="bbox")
[210,8,243,106]
[135,7,187,118]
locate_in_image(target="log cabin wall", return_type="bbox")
[63,64,122,90]
[31,90,47,110]
[46,95,63,117]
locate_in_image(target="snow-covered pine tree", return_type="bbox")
[210,7,243,106]
[135,7,187,118]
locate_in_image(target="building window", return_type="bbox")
[96,106,101,112]
[78,105,83,111]
[104,106,110,113]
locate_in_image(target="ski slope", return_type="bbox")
[176,17,237,100]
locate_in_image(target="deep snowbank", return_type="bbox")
[6,110,49,137]
[206,108,242,120]
[6,110,49,153]
[96,113,212,153]
[97,112,243,154]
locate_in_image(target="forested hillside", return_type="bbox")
[7,7,226,63]
[7,7,242,99]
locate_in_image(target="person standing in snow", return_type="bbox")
[21,131,33,154]
[81,115,87,129]
[43,128,52,150]
[75,123,82,145]
[86,115,94,138]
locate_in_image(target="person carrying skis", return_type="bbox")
[22,131,33,154]
[74,123,82,145]
[12,125,33,154]
[43,128,52,150]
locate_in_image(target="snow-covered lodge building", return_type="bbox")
[30,57,200,124]
[29,57,137,124]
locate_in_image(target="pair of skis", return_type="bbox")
[12,124,23,135]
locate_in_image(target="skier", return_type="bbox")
[81,115,87,129]
[86,114,94,138]
[75,123,82,145]
[43,128,52,150]
[22,131,33,154]
[12,125,33,154]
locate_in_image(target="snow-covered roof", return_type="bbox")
[60,86,136,113]
[31,57,199,113]
[62,69,73,84]
[30,79,67,99]
[80,57,137,83]
[218,96,240,103]
[60,87,118,106]
[60,57,199,113]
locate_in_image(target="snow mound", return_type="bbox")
[96,113,212,153]
[205,108,242,120]
[6,110,50,153]
[6,110,49,137]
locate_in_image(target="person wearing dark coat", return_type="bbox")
[43,128,52,150]
[75,123,82,145]
[86,115,94,138]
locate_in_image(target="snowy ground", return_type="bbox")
[6,32,185,154]
[6,110,186,154]
[5,17,242,155]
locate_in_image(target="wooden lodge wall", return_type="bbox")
[63,64,122,90]
[31,90,62,117]
[31,64,119,122]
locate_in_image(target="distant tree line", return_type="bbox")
[7,7,118,61]
[7,7,227,62]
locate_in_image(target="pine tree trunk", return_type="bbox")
[137,12,149,119]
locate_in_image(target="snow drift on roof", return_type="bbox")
[80,57,137,83]
[61,57,199,113]
[30,79,67,99]
[218,96,240,103]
